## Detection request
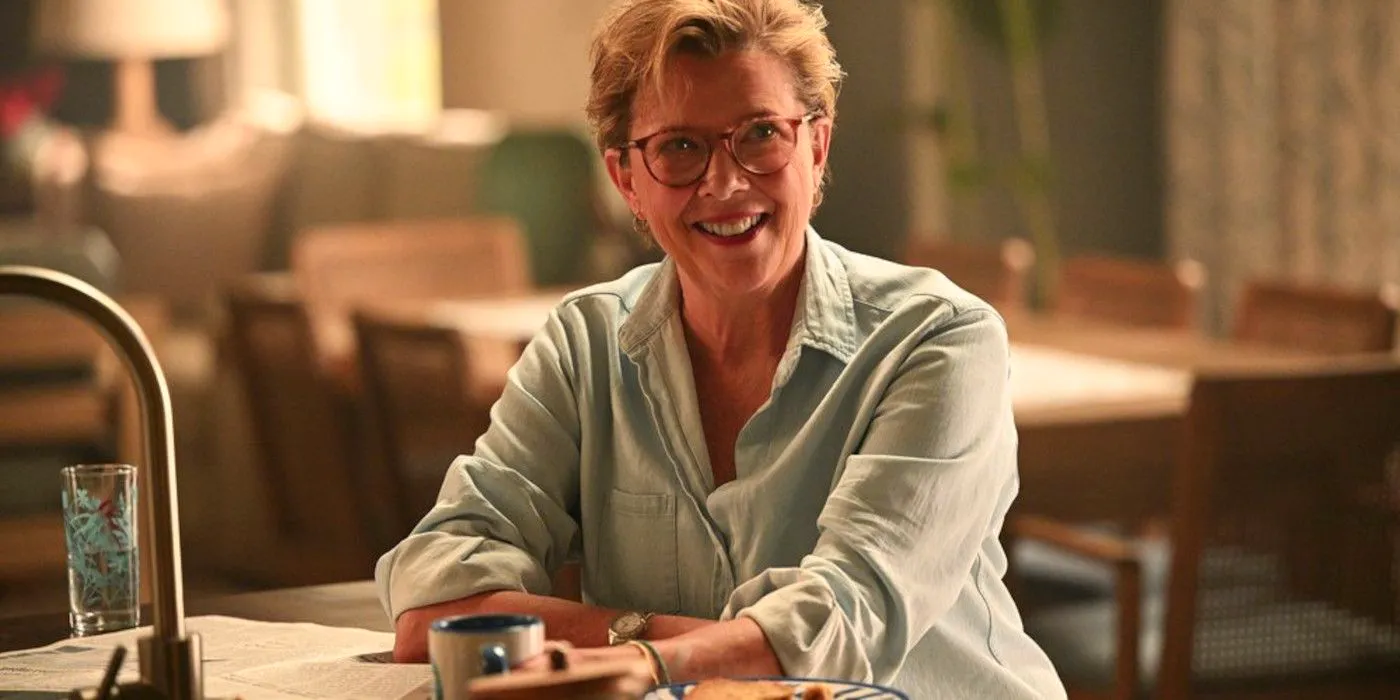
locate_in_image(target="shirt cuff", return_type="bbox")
[375,531,552,621]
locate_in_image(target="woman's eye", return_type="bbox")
[657,135,700,154]
[741,121,780,142]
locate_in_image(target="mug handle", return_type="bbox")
[480,644,510,676]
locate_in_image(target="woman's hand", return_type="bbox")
[392,607,434,663]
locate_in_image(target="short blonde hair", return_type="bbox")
[586,0,843,153]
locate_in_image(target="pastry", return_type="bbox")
[685,678,797,699]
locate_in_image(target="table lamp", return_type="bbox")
[32,0,230,135]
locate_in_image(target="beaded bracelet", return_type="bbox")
[625,639,672,686]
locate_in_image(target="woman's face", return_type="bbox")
[605,49,832,300]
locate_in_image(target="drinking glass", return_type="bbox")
[61,464,140,635]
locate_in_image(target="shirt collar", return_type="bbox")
[618,227,858,363]
[791,227,859,363]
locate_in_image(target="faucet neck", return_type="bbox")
[0,266,194,697]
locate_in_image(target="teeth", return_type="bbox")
[697,214,761,237]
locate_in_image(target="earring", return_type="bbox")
[632,215,651,236]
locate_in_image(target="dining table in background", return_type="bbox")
[1002,310,1327,523]
[0,302,1335,656]
[359,294,1325,525]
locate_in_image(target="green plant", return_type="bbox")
[917,0,1062,306]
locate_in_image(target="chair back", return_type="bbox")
[224,278,375,574]
[903,236,1034,310]
[1056,255,1205,330]
[475,129,604,286]
[353,309,494,534]
[1158,360,1400,696]
[291,217,530,358]
[1233,279,1399,354]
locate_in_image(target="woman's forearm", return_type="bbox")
[653,617,783,683]
[394,591,611,661]
[392,590,713,662]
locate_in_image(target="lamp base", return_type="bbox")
[114,58,172,136]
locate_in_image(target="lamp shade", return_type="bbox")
[33,0,230,59]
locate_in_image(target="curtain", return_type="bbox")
[226,0,439,130]
[1166,0,1400,331]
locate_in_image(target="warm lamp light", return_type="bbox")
[32,0,231,134]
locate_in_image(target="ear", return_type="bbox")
[808,117,833,186]
[604,149,642,214]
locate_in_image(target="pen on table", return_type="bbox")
[95,645,126,700]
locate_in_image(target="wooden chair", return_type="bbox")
[903,236,1034,311]
[352,310,499,536]
[223,278,380,584]
[1056,255,1206,330]
[1010,253,1206,610]
[1233,279,1399,355]
[290,216,532,364]
[352,308,583,601]
[1014,359,1400,699]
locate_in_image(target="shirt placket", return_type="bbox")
[629,330,738,610]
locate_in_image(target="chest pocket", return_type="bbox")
[587,488,681,614]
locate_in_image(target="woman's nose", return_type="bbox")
[697,144,750,198]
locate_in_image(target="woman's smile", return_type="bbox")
[692,212,771,246]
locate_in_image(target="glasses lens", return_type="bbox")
[733,118,798,175]
[645,132,711,186]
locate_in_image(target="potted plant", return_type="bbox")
[913,0,1062,306]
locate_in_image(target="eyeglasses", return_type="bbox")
[618,113,818,188]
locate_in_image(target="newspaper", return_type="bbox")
[0,616,431,699]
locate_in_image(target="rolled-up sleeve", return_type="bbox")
[722,308,1016,683]
[376,307,584,621]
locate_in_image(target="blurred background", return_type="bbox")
[1,2,1398,694]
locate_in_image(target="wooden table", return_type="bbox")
[359,295,1323,524]
[409,291,572,343]
[369,294,1308,419]
[0,581,387,654]
[1002,311,1323,522]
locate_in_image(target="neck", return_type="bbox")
[677,259,805,365]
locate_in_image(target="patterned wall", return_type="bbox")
[1166,0,1400,331]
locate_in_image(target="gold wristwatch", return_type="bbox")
[608,611,654,645]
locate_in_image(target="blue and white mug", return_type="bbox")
[429,613,546,700]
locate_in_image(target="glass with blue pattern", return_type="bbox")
[61,464,139,636]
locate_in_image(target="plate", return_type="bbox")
[644,677,908,699]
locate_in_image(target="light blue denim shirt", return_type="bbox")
[376,228,1066,698]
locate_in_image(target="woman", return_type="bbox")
[377,0,1065,695]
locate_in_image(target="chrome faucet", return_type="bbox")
[0,266,201,698]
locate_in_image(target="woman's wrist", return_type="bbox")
[624,640,670,686]
[645,614,712,640]
[648,639,683,683]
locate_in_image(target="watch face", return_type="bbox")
[613,612,646,636]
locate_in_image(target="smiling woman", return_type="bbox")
[374,1,1066,697]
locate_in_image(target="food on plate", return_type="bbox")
[684,678,835,699]
[685,678,795,699]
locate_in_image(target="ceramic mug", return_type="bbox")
[429,613,546,700]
